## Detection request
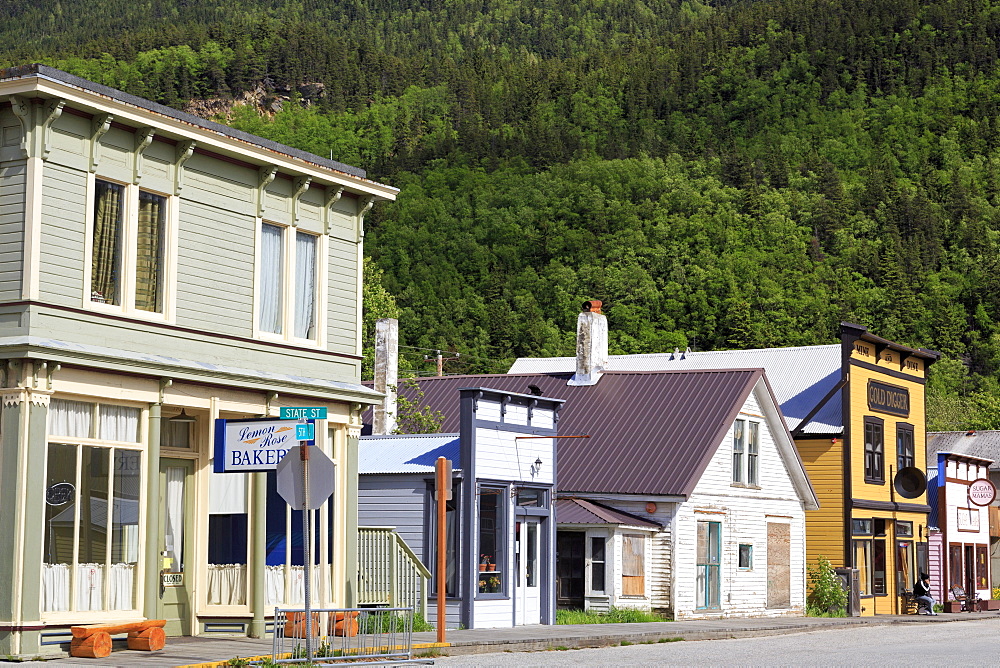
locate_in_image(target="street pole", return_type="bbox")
[301,443,313,662]
[435,457,451,644]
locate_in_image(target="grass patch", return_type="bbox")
[805,606,847,618]
[415,649,446,658]
[620,640,633,646]
[658,637,684,643]
[556,607,667,625]
[549,646,571,651]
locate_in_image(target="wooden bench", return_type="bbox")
[69,620,166,658]
[950,586,981,612]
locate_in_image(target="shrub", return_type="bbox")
[807,555,847,617]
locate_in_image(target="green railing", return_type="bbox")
[357,526,430,621]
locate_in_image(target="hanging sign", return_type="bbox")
[214,417,301,473]
[969,478,997,507]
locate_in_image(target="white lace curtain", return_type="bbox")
[42,563,135,612]
[207,564,247,606]
[48,399,139,442]
[294,231,316,339]
[259,223,283,334]
[265,565,320,605]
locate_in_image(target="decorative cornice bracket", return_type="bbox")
[291,176,312,226]
[89,114,113,173]
[133,127,155,184]
[357,196,375,242]
[174,140,195,195]
[324,187,344,235]
[257,166,277,218]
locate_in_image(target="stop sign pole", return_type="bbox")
[299,445,313,662]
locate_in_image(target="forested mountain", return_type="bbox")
[4,0,1000,428]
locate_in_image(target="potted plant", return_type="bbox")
[982,587,1000,611]
[488,576,501,593]
[478,578,487,593]
[479,554,492,572]
[944,599,963,613]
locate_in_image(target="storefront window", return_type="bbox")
[428,481,459,597]
[43,400,141,613]
[854,540,871,596]
[265,472,324,605]
[477,487,504,595]
[872,539,886,594]
[207,461,248,606]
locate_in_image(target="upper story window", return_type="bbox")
[896,423,914,470]
[864,417,884,484]
[88,179,171,318]
[732,419,745,483]
[257,222,321,343]
[732,419,760,486]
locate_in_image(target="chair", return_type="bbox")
[951,585,981,612]
[899,589,920,614]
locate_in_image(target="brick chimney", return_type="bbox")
[373,318,398,435]
[568,300,608,386]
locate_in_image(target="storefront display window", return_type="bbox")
[207,462,248,606]
[43,400,142,613]
[478,487,504,595]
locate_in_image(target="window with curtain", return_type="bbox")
[259,222,284,334]
[477,487,504,596]
[43,401,142,614]
[207,461,248,606]
[294,231,317,339]
[258,223,321,342]
[854,540,872,596]
[90,179,170,315]
[135,191,166,313]
[265,470,326,605]
[91,181,124,306]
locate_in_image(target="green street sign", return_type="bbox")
[280,407,327,420]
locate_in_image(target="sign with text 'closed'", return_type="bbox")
[214,417,303,473]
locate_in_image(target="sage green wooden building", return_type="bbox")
[0,65,395,656]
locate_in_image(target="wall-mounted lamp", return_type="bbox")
[531,457,543,476]
[168,409,197,424]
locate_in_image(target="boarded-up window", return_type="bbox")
[767,522,790,608]
[622,534,645,596]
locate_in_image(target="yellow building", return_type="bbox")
[793,323,938,615]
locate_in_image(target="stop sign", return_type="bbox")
[276,445,336,510]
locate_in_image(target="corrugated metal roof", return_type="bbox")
[555,498,661,529]
[927,431,1000,470]
[359,433,461,474]
[509,345,843,434]
[377,369,764,496]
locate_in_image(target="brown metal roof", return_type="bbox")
[378,368,764,497]
[555,498,661,529]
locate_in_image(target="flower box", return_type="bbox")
[981,599,1000,611]
[944,601,963,613]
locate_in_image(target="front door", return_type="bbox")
[158,459,194,635]
[515,520,541,625]
[556,531,585,609]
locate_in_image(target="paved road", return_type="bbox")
[433,618,998,666]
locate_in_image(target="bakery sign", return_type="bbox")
[968,478,997,507]
[867,380,910,417]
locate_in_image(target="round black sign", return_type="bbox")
[45,482,75,506]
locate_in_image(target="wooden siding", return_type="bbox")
[0,158,24,301]
[675,390,808,619]
[326,236,359,356]
[847,345,927,506]
[39,162,86,304]
[176,199,254,335]
[474,425,554,485]
[357,476,428,561]
[796,437,846,567]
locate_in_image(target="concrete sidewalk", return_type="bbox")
[14,612,1000,667]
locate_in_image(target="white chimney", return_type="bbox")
[373,318,398,435]
[568,300,608,386]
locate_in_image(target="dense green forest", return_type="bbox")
[5,0,1000,428]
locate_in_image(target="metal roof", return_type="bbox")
[555,498,661,529]
[509,344,843,434]
[378,369,774,496]
[927,431,1000,470]
[359,433,461,474]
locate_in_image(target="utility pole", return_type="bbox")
[424,350,460,377]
